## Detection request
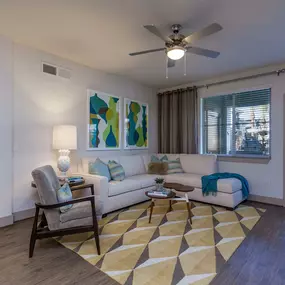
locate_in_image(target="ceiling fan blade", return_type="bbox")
[183,23,223,44]
[187,46,220,58]
[167,58,176,68]
[129,48,165,56]
[144,25,173,43]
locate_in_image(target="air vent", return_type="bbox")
[43,63,57,75]
[42,62,71,80]
[58,67,71,79]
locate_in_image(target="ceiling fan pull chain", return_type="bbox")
[166,55,168,79]
[184,53,187,76]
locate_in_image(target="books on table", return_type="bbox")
[68,176,84,183]
[148,189,173,198]
[58,176,84,183]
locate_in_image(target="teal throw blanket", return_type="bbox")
[201,172,249,199]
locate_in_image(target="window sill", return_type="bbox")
[217,155,271,164]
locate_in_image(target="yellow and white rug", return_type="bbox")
[57,201,266,285]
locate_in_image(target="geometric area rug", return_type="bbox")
[56,200,266,285]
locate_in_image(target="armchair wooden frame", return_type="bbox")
[29,183,100,258]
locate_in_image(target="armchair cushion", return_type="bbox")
[59,217,93,229]
[57,183,73,213]
[32,165,61,230]
[60,201,92,223]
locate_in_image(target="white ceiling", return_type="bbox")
[0,0,285,88]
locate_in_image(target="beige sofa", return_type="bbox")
[76,154,245,215]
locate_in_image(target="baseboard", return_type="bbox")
[0,215,14,227]
[248,194,284,206]
[13,208,35,222]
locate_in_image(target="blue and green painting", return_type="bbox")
[125,99,148,148]
[88,91,120,149]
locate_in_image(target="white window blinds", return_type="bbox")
[201,88,271,157]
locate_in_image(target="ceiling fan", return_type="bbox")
[129,23,223,68]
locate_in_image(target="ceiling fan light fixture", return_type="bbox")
[167,46,185,60]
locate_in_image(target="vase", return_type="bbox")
[156,183,164,192]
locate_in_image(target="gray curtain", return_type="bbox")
[158,87,198,154]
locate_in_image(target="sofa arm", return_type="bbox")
[73,173,109,199]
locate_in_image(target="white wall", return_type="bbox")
[160,65,285,200]
[13,44,158,214]
[0,36,13,220]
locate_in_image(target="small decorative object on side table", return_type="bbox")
[154,177,165,192]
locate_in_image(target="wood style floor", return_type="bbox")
[0,201,285,285]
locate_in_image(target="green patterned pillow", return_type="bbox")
[56,183,73,213]
[108,160,125,181]
[151,155,168,162]
[167,158,184,174]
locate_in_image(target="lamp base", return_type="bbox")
[57,149,70,178]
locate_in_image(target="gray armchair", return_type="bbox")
[30,165,100,258]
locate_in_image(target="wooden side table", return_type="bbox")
[31,178,85,188]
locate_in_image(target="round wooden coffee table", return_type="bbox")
[145,190,176,224]
[163,182,195,224]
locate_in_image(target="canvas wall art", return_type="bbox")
[87,90,120,150]
[124,98,148,149]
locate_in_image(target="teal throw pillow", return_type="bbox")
[57,183,73,213]
[151,155,168,162]
[167,158,184,174]
[89,158,111,181]
[108,160,125,181]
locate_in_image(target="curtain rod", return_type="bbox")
[158,68,285,95]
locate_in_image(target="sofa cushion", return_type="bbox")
[131,174,158,188]
[164,173,203,189]
[141,154,151,172]
[166,158,184,174]
[148,162,168,175]
[158,154,180,161]
[60,201,91,223]
[57,183,73,213]
[151,154,168,162]
[119,155,146,177]
[108,178,142,196]
[216,178,242,194]
[80,157,120,173]
[180,154,217,175]
[164,173,241,194]
[108,160,125,181]
[89,158,111,181]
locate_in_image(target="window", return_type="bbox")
[201,88,271,157]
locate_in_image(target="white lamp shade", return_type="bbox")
[53,125,77,150]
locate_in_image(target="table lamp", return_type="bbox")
[53,125,77,177]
